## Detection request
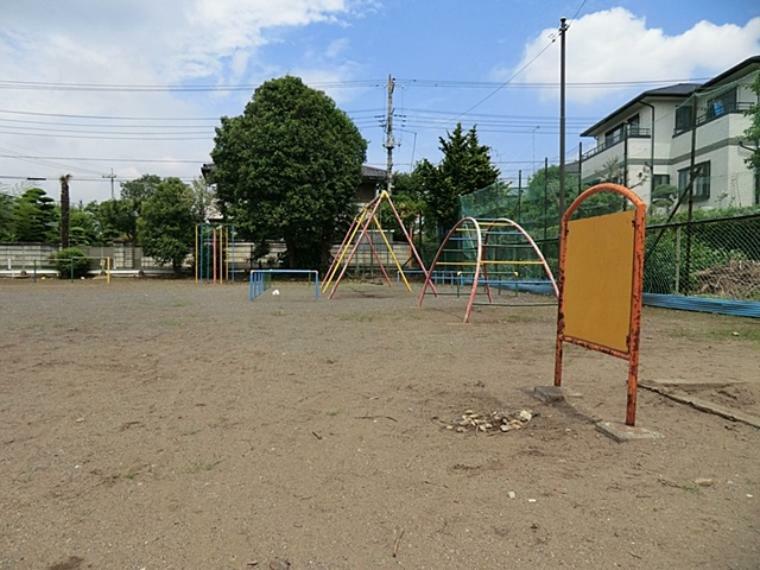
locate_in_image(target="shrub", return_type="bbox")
[52,247,90,279]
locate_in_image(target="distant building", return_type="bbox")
[580,56,760,208]
[200,162,386,211]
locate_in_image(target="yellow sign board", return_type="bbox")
[562,210,635,353]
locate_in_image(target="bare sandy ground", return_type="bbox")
[0,279,758,569]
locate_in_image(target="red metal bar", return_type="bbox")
[553,182,647,426]
[362,226,392,286]
[383,192,438,296]
[626,201,647,425]
[418,217,479,308]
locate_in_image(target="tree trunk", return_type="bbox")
[60,174,71,248]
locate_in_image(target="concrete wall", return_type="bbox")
[0,238,416,278]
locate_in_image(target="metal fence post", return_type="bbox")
[674,226,681,294]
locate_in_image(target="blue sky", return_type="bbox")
[1,0,758,201]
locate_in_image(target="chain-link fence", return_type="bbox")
[459,183,760,303]
[644,214,760,300]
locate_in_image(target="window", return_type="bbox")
[677,162,710,201]
[653,174,670,188]
[604,125,623,147]
[706,88,736,120]
[674,105,692,134]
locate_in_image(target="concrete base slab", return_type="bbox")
[533,386,565,403]
[595,421,663,443]
[646,378,742,390]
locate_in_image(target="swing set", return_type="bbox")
[321,190,435,299]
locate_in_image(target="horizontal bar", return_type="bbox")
[472,302,557,307]
[250,269,318,275]
[434,262,479,266]
[561,335,630,360]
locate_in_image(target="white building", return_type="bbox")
[580,56,759,209]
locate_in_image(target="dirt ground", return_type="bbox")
[1,279,759,569]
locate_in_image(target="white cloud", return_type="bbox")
[0,0,367,202]
[326,37,350,58]
[502,8,760,104]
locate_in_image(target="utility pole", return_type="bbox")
[517,170,523,223]
[558,17,569,221]
[384,74,395,194]
[103,167,116,200]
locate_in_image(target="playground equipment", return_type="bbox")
[553,183,646,427]
[419,217,558,323]
[321,190,435,299]
[195,223,238,284]
[248,269,320,301]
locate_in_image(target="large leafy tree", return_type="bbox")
[211,75,367,269]
[120,174,161,205]
[424,123,500,231]
[137,178,195,271]
[97,199,137,242]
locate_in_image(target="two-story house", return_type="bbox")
[580,56,759,209]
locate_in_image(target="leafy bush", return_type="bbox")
[52,247,90,279]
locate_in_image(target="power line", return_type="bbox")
[0,130,211,141]
[397,77,710,89]
[0,79,385,92]
[0,154,206,163]
[455,35,558,119]
[0,107,383,121]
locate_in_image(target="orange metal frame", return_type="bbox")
[553,183,646,426]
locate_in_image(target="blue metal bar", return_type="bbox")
[248,269,320,302]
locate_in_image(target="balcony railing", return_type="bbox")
[673,101,754,136]
[582,126,651,160]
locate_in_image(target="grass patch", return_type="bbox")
[338,312,377,323]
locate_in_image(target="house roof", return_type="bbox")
[581,56,760,138]
[201,162,387,182]
[700,55,760,90]
[361,165,386,180]
[581,83,700,137]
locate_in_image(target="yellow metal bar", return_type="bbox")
[371,215,411,292]
[106,257,111,284]
[322,208,368,291]
[435,260,543,266]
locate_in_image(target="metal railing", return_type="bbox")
[673,101,754,136]
[582,127,651,160]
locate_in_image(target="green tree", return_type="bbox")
[120,174,161,205]
[69,205,99,246]
[743,73,760,171]
[137,177,195,271]
[211,75,367,269]
[190,177,215,222]
[0,191,14,241]
[424,123,500,232]
[97,199,137,242]
[11,188,58,242]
